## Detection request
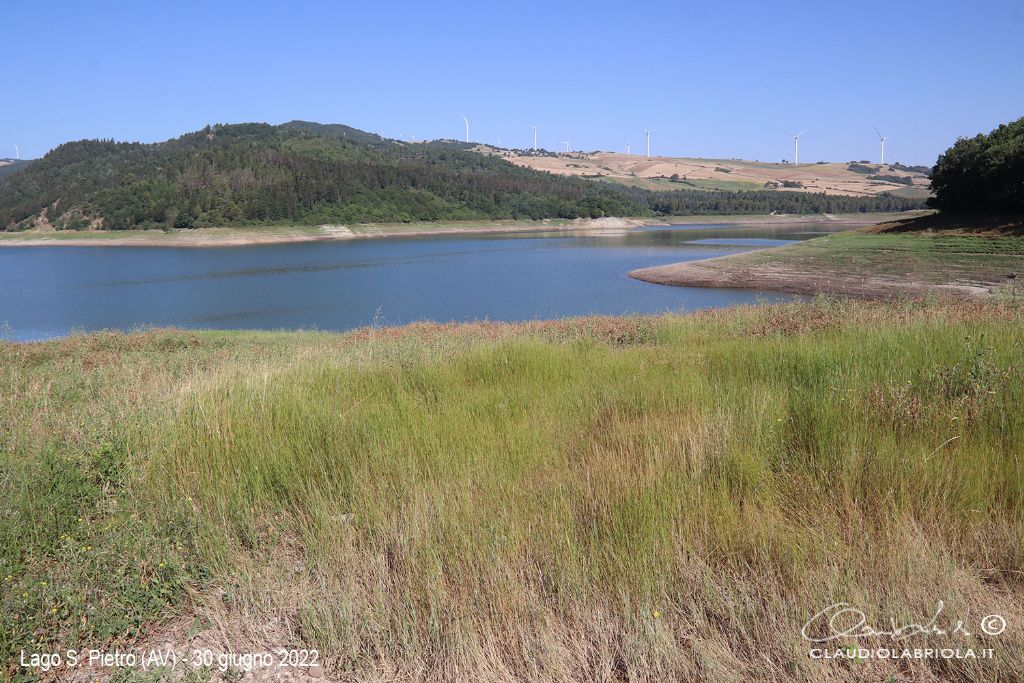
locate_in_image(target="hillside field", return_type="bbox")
[501,149,931,199]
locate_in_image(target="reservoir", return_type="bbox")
[0,223,843,341]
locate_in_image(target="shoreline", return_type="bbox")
[0,212,913,248]
[630,226,1019,300]
[629,251,990,299]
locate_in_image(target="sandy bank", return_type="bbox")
[0,213,911,248]
[630,252,990,299]
[0,217,647,248]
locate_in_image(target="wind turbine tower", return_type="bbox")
[562,140,571,153]
[643,129,656,158]
[874,127,890,164]
[14,144,19,160]
[788,130,806,164]
[462,116,470,143]
[532,124,542,151]
[626,141,631,155]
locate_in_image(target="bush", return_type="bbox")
[867,174,914,186]
[847,163,878,174]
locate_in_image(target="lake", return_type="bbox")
[0,223,843,341]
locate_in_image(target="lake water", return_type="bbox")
[0,223,843,341]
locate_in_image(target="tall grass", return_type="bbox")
[2,300,1023,681]
[142,301,1024,681]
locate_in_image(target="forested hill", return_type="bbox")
[0,122,925,231]
[0,159,31,180]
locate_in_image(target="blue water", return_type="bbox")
[0,223,843,341]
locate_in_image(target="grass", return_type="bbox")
[2,300,1024,681]
[882,185,933,200]
[598,176,766,193]
[754,230,1024,286]
[627,226,1024,300]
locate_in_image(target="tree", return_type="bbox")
[929,116,1024,213]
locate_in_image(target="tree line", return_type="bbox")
[929,115,1023,214]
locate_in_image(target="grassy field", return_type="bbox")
[596,175,766,193]
[753,231,1024,286]
[506,152,931,198]
[2,299,1023,681]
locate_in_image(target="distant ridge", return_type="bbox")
[0,122,925,231]
[0,159,32,180]
[279,120,386,146]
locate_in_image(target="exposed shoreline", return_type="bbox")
[630,222,1020,300]
[630,251,990,299]
[0,212,910,248]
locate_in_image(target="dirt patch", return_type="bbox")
[631,254,991,299]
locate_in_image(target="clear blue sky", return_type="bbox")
[4,0,1023,165]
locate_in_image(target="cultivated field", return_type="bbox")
[498,149,931,199]
[3,299,1022,682]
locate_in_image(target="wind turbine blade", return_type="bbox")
[874,126,882,139]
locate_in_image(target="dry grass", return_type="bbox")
[2,299,1023,682]
[503,152,932,198]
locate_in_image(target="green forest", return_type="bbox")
[0,121,925,231]
[929,115,1024,214]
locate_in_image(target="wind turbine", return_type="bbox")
[787,130,806,164]
[462,116,470,143]
[643,129,656,158]
[531,124,543,151]
[562,140,571,153]
[874,127,890,164]
[14,144,19,160]
[626,141,631,155]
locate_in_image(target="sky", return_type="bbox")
[3,0,1023,165]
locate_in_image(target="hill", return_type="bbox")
[0,158,32,180]
[0,123,926,232]
[498,149,932,199]
[0,123,645,230]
